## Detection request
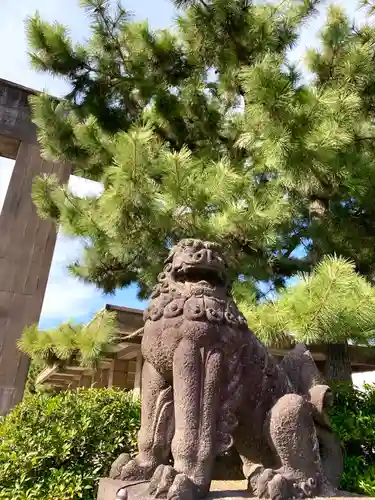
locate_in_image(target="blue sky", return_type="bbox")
[0,0,366,331]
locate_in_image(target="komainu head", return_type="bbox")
[164,239,228,288]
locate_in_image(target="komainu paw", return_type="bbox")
[110,453,131,479]
[257,468,318,500]
[119,458,156,481]
[146,465,197,500]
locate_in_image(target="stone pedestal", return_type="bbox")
[97,478,369,500]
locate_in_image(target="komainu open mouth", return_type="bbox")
[174,264,225,286]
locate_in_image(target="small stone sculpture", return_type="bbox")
[110,239,343,500]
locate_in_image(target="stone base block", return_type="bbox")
[97,478,370,500]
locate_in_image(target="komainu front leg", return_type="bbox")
[146,339,223,500]
[172,340,223,495]
[111,361,174,481]
[255,393,328,500]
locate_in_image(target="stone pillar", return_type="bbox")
[0,141,70,415]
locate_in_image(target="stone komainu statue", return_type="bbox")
[111,239,343,500]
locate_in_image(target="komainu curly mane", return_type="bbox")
[144,240,248,331]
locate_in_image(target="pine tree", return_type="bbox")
[236,256,375,382]
[18,309,118,369]
[238,2,375,278]
[26,0,375,381]
[27,0,319,299]
[234,1,375,379]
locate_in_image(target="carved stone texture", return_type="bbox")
[109,239,343,500]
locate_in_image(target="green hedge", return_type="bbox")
[0,388,140,500]
[1,384,375,499]
[331,383,375,496]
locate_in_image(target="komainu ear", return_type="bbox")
[164,247,176,264]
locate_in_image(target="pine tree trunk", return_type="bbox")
[324,342,353,385]
[308,201,353,386]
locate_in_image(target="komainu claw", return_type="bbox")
[167,474,196,500]
[145,465,196,500]
[147,465,176,498]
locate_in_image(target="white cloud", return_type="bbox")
[39,233,98,321]
[39,175,103,323]
[40,281,97,321]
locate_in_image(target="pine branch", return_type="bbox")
[236,237,311,277]
[173,0,208,8]
[94,3,128,72]
[354,136,375,142]
[60,188,139,281]
[305,266,337,329]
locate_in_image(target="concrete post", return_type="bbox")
[0,78,71,415]
[0,142,70,414]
